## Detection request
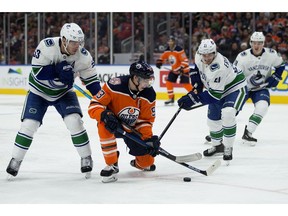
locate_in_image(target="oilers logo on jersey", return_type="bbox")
[168,55,176,65]
[118,107,140,125]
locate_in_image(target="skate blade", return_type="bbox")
[7,174,15,181]
[242,140,256,147]
[164,101,175,106]
[85,172,91,179]
[101,174,118,183]
[224,160,231,166]
[203,152,224,157]
[212,152,224,156]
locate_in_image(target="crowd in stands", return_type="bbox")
[0,12,287,65]
[188,12,288,63]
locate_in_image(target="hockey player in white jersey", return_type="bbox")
[6,23,101,178]
[178,38,247,163]
[234,31,285,146]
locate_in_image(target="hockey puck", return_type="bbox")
[183,177,191,182]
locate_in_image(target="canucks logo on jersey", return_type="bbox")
[210,63,220,72]
[249,71,265,86]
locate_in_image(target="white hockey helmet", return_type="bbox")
[198,39,217,55]
[250,32,265,45]
[60,23,85,45]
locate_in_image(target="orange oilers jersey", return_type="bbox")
[88,75,156,140]
[159,45,190,73]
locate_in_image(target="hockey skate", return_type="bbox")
[81,155,93,179]
[100,163,119,183]
[164,97,174,105]
[130,159,156,171]
[242,125,257,146]
[6,158,22,178]
[223,147,233,166]
[203,143,224,157]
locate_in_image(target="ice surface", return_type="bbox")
[0,95,287,214]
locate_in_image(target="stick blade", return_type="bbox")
[205,159,221,176]
[175,153,202,163]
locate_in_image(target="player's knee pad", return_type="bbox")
[19,119,40,137]
[207,119,222,132]
[222,107,236,126]
[254,100,269,117]
[64,113,84,134]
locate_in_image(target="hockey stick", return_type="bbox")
[74,83,202,163]
[119,119,201,163]
[159,107,182,140]
[159,104,205,141]
[121,120,202,163]
[74,84,92,99]
[117,127,221,176]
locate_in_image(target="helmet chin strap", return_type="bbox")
[132,77,140,92]
[61,38,71,55]
[130,76,141,92]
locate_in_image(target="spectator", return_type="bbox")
[240,42,248,51]
[229,42,240,63]
[98,46,111,64]
[216,26,233,57]
[265,33,277,48]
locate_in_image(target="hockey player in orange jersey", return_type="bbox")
[88,61,160,183]
[156,36,193,105]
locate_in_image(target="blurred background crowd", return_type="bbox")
[0,12,288,65]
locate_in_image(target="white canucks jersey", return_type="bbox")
[30,37,98,101]
[234,48,284,90]
[195,52,246,100]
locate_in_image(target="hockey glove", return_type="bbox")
[177,91,200,110]
[189,66,203,93]
[145,135,161,157]
[266,73,282,88]
[100,110,119,134]
[56,61,74,88]
[156,59,163,69]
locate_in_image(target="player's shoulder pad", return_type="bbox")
[77,47,93,65]
[139,87,156,103]
[277,52,282,57]
[43,38,56,47]
[174,45,183,52]
[267,47,277,54]
[264,47,280,57]
[80,47,89,56]
[240,50,248,57]
[40,37,58,49]
[107,75,129,92]
[108,77,123,86]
